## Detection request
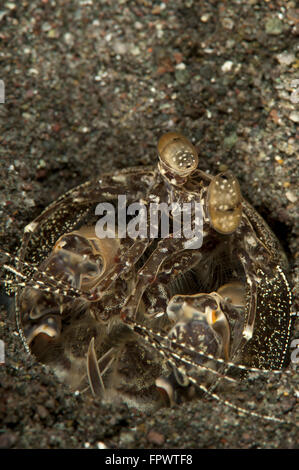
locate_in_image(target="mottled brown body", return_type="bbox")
[1,132,293,419]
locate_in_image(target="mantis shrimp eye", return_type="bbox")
[158,132,199,177]
[207,171,242,234]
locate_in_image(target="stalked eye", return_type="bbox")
[158,132,198,177]
[207,171,242,234]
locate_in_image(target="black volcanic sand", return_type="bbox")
[0,1,298,449]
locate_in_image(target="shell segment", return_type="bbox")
[167,292,231,363]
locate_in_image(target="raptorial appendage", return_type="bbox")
[1,131,294,421]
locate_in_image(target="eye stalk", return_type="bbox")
[207,171,243,234]
[158,132,199,179]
